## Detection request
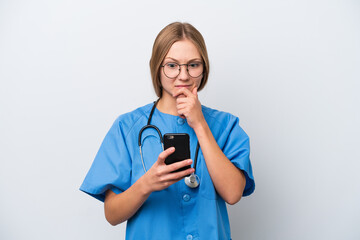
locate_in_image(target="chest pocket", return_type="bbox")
[198,155,218,200]
[140,130,163,172]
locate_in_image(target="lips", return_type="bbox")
[175,85,192,88]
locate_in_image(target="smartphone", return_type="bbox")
[163,133,191,173]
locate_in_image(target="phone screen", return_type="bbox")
[163,133,191,172]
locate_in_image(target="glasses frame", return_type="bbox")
[160,62,203,79]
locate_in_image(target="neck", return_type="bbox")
[157,94,178,116]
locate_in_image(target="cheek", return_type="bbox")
[159,72,166,86]
[160,73,172,89]
[195,77,202,88]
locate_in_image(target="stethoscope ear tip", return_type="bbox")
[184,173,200,188]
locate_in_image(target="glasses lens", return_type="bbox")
[188,62,203,78]
[163,62,203,78]
[163,63,179,78]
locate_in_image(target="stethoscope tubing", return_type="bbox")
[138,100,200,188]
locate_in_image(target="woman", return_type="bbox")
[80,22,255,240]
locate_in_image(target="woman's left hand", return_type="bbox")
[173,87,205,130]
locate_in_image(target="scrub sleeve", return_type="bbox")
[220,116,254,196]
[80,119,130,202]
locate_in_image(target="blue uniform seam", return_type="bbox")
[202,107,232,138]
[122,108,150,140]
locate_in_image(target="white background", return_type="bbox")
[0,0,359,239]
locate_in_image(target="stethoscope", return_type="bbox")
[138,99,200,188]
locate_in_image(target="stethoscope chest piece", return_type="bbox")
[140,100,201,189]
[184,173,200,188]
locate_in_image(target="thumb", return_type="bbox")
[157,147,175,164]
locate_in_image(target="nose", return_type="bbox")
[178,64,190,81]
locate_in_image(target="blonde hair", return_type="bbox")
[149,22,210,97]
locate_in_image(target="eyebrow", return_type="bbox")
[164,57,202,63]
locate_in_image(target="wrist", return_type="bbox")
[193,117,208,136]
[136,175,152,197]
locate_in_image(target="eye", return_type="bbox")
[189,62,201,68]
[166,63,178,69]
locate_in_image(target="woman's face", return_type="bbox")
[160,39,203,99]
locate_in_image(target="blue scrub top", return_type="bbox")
[80,103,255,240]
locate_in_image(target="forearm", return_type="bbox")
[104,176,151,226]
[194,120,246,205]
[104,147,194,226]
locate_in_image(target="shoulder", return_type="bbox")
[201,105,248,139]
[201,105,239,126]
[111,103,153,135]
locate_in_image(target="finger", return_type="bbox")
[163,167,195,181]
[177,109,187,117]
[162,176,186,187]
[176,96,193,105]
[166,159,193,173]
[157,147,175,164]
[177,93,186,99]
[176,102,187,110]
[173,87,193,98]
[176,96,187,104]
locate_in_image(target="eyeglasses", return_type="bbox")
[161,62,203,79]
